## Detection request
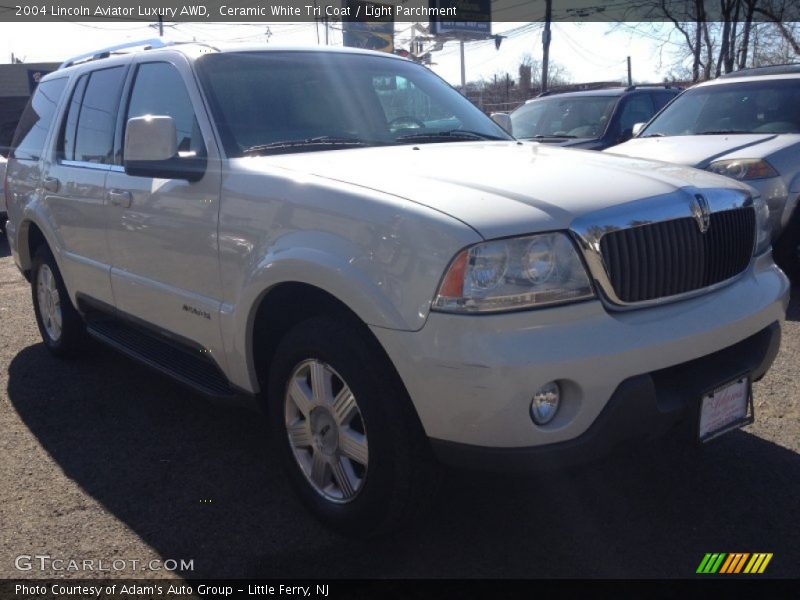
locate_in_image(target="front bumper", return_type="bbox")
[371,252,789,452]
[432,321,780,472]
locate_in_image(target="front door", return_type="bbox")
[105,57,225,361]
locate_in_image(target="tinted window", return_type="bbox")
[73,66,126,164]
[652,91,676,111]
[510,95,617,139]
[618,94,655,132]
[60,74,88,162]
[10,78,68,161]
[126,62,205,157]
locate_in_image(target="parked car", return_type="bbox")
[0,154,7,231]
[5,41,789,536]
[609,65,800,277]
[491,85,679,150]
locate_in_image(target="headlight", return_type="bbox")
[432,232,595,313]
[707,159,778,181]
[752,194,771,255]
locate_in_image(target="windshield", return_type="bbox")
[641,79,800,137]
[196,51,511,157]
[509,95,617,139]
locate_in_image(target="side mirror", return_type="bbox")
[124,115,205,182]
[490,112,512,134]
[632,122,646,137]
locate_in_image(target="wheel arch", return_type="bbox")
[17,218,51,279]
[248,281,406,394]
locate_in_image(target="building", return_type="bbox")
[0,62,60,155]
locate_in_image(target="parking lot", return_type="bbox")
[0,232,798,579]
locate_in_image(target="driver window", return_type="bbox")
[125,62,205,159]
[619,94,655,133]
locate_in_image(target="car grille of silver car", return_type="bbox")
[598,208,755,303]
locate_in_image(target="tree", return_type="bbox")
[619,0,799,83]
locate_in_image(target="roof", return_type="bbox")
[719,64,800,79]
[524,85,678,103]
[55,39,404,73]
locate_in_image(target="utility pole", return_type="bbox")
[459,39,466,89]
[158,15,163,37]
[541,0,552,93]
[627,56,632,86]
[324,17,329,45]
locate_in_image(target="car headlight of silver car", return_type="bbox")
[432,232,595,313]
[752,194,771,255]
[706,158,778,181]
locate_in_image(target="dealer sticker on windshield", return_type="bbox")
[699,377,753,442]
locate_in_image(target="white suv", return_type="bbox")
[4,41,789,535]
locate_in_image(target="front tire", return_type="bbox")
[265,315,437,536]
[31,245,86,356]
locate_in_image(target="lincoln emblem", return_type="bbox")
[691,194,711,233]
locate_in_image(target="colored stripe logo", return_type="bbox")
[697,553,773,574]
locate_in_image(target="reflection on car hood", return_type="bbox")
[607,133,800,167]
[246,141,751,239]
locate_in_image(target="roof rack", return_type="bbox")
[719,63,800,78]
[59,38,171,70]
[624,84,681,91]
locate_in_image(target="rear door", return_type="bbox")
[40,67,127,305]
[104,56,224,358]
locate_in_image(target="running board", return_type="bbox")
[86,318,238,398]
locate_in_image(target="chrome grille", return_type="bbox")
[598,208,755,303]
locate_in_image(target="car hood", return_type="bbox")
[249,141,750,239]
[607,133,800,167]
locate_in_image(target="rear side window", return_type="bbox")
[125,62,205,157]
[66,66,126,164]
[60,75,88,162]
[10,78,68,161]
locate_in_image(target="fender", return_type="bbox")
[16,206,63,274]
[221,233,427,392]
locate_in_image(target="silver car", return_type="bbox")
[609,65,800,275]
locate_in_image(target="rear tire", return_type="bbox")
[265,315,438,537]
[31,245,87,357]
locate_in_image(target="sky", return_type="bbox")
[0,21,673,86]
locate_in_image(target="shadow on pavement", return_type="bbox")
[6,339,800,579]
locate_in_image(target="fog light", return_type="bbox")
[531,382,560,425]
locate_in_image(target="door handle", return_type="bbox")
[108,189,133,208]
[43,177,60,193]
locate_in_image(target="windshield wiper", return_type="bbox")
[241,136,381,156]
[640,133,665,138]
[697,129,749,135]
[530,134,578,139]
[396,130,506,143]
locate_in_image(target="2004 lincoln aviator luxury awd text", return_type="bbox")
[4,41,789,535]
